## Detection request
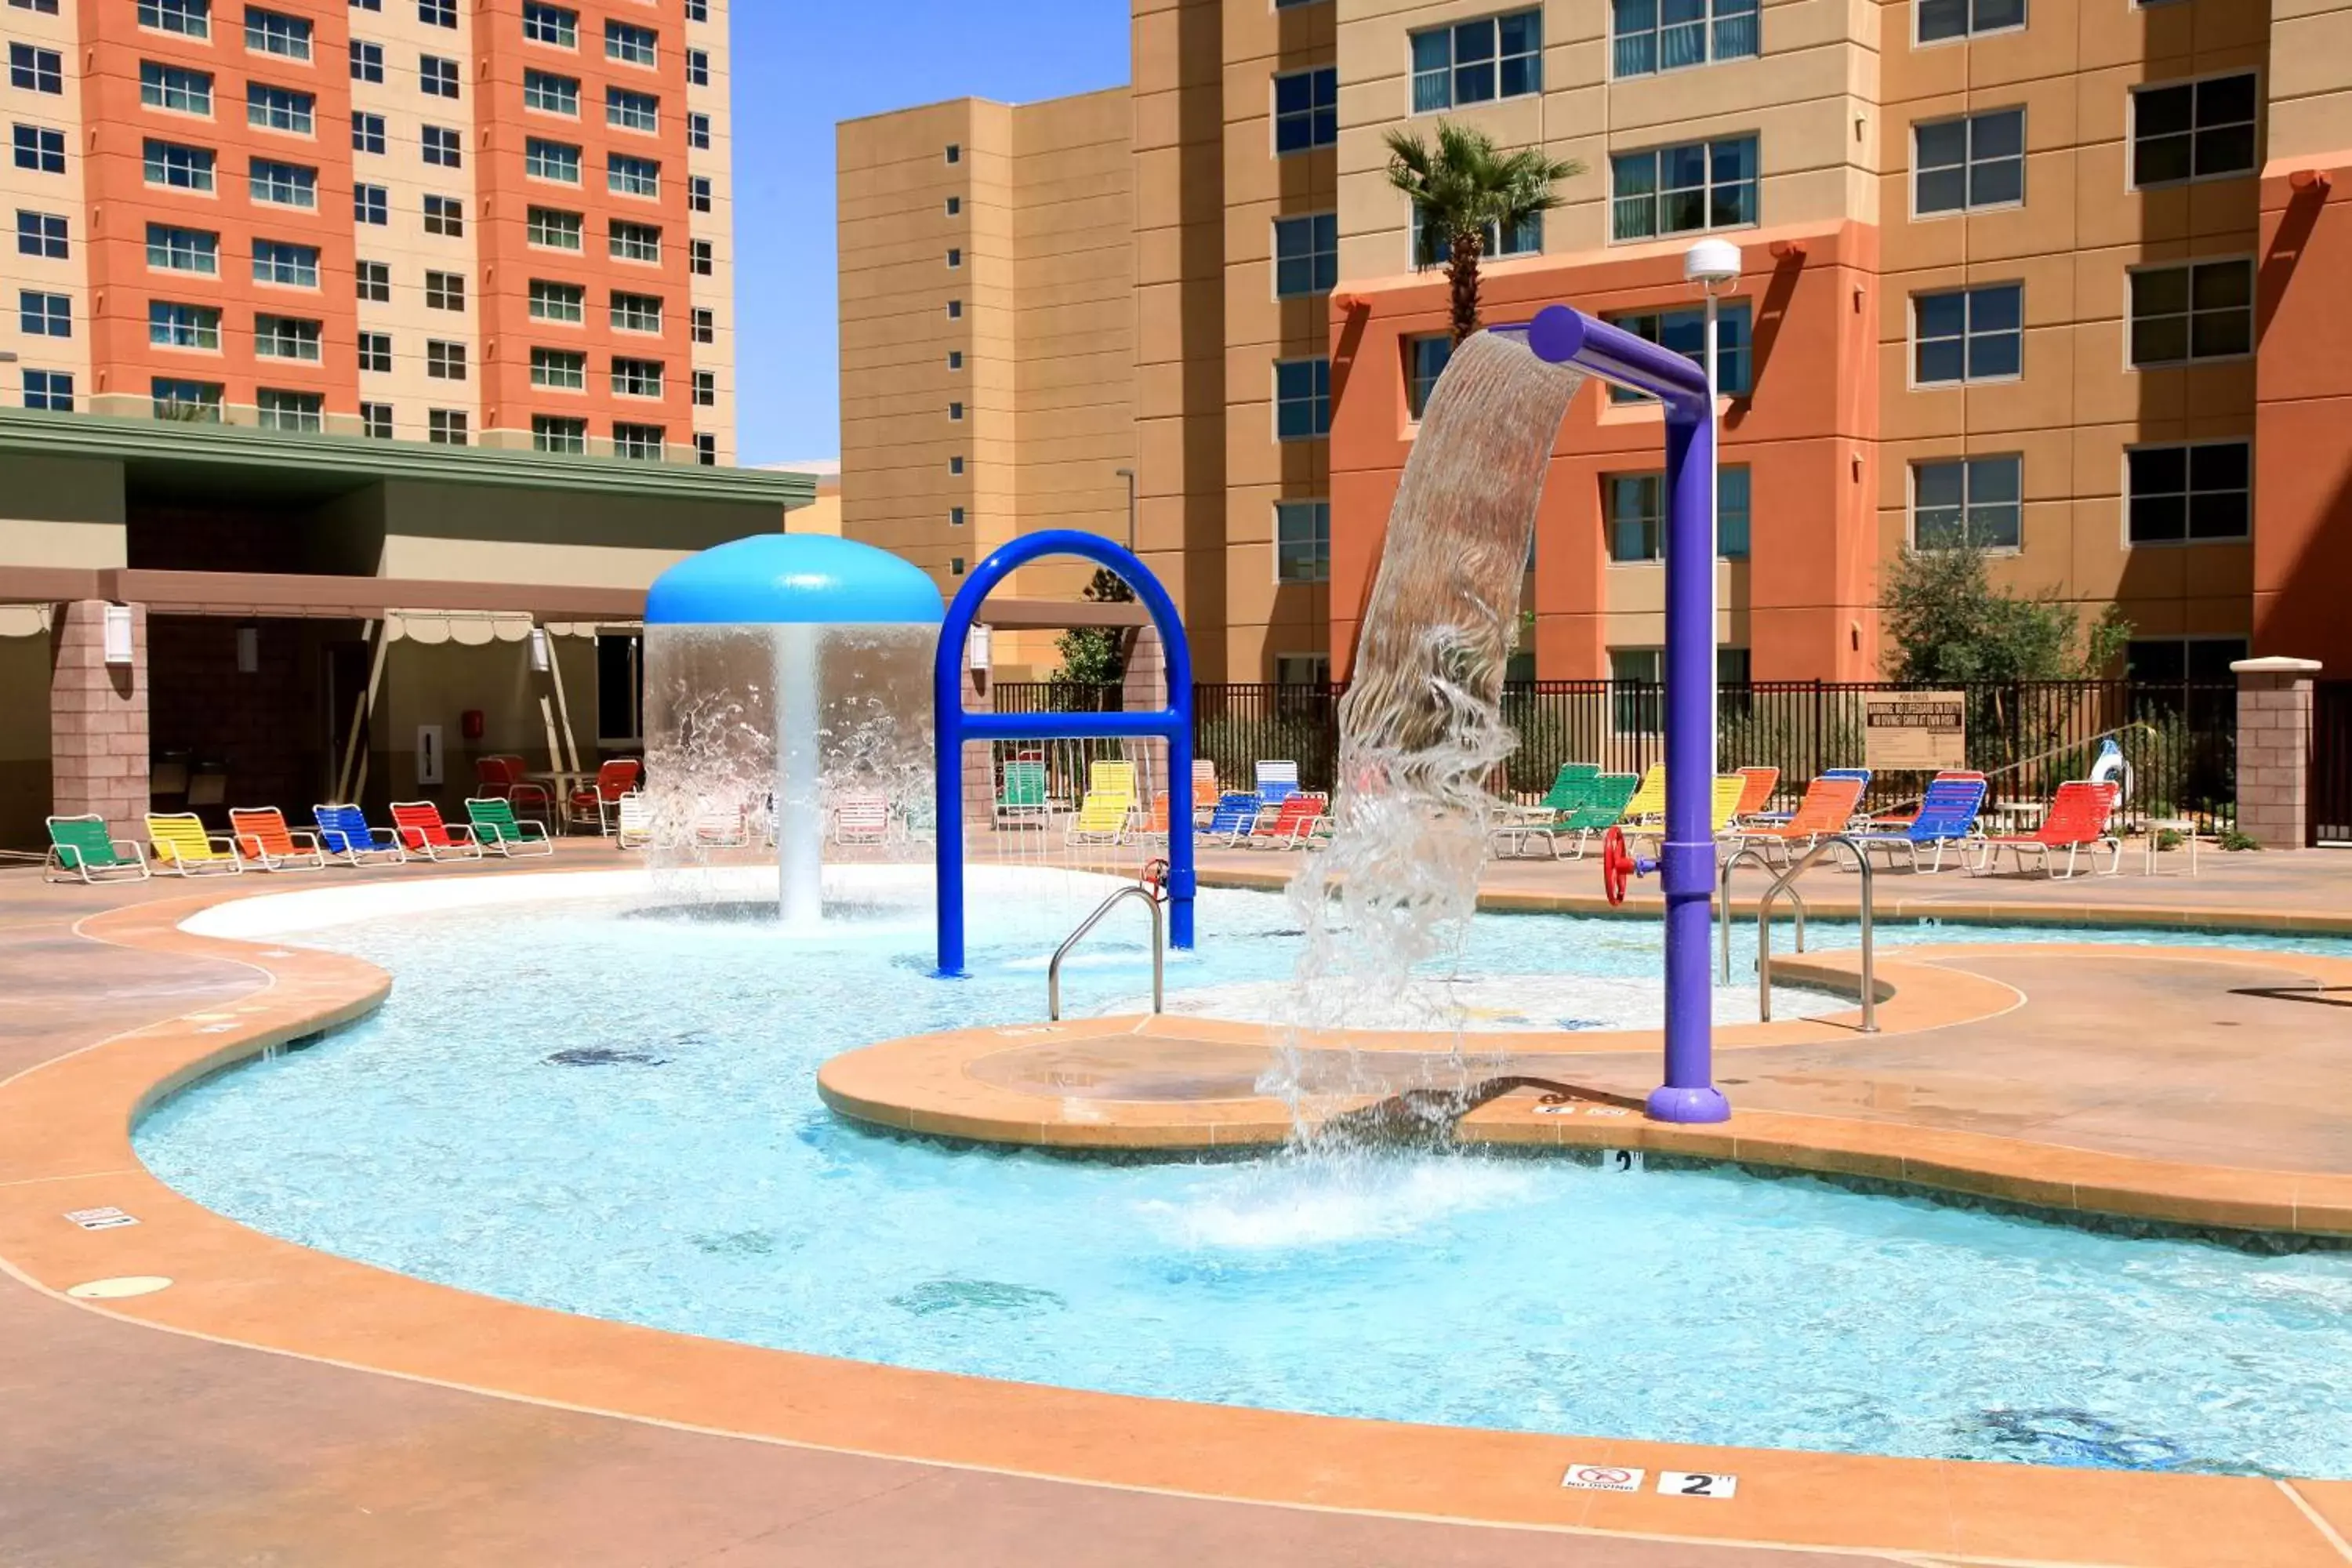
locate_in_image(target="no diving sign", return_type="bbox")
[1563,1465,1739,1498]
[1560,1465,1644,1493]
[64,1207,138,1231]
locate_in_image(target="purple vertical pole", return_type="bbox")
[1650,408,1731,1123]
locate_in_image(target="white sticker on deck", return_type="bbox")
[63,1207,138,1231]
[1560,1465,1645,1493]
[1659,1470,1738,1498]
[1534,1104,1633,1118]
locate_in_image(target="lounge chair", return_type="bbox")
[312,804,407,866]
[1490,764,1599,858]
[831,791,891,844]
[1866,770,1985,828]
[1731,766,1780,823]
[45,815,149,884]
[1065,786,1131,845]
[1192,760,1220,824]
[228,806,329,871]
[1625,775,1748,852]
[695,804,748,848]
[465,797,556,857]
[994,760,1050,828]
[614,792,653,850]
[1132,791,1174,847]
[1966,780,2122,879]
[569,758,641,835]
[391,800,486,862]
[1203,791,1264,847]
[1243,791,1326,849]
[1748,768,1871,826]
[1722,775,1867,866]
[1255,760,1299,805]
[1849,776,1987,873]
[1496,772,1642,860]
[1617,765,1667,826]
[147,811,243,876]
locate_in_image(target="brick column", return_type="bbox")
[1120,624,1169,802]
[957,624,994,834]
[2232,655,2322,848]
[50,601,149,841]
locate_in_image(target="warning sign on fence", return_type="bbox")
[1863,691,1966,772]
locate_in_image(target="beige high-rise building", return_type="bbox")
[841,1,2352,683]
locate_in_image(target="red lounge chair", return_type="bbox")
[570,758,642,833]
[390,800,487,862]
[1244,791,1326,850]
[1966,779,2121,879]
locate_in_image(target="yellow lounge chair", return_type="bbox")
[147,811,243,876]
[1616,766,1667,824]
[1065,789,1131,845]
[1624,776,1747,849]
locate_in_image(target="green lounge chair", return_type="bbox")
[994,759,1049,827]
[464,797,555,857]
[1497,773,1640,861]
[1490,764,1599,858]
[45,814,151,884]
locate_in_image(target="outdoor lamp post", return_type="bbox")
[1683,238,1742,775]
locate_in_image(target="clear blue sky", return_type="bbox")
[731,2,1129,466]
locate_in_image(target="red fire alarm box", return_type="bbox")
[460,709,485,740]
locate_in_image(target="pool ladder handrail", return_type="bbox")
[1719,833,1878,1033]
[1047,884,1165,1022]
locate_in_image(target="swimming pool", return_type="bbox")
[135,868,2352,1479]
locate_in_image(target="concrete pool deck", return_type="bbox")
[5,842,2352,1566]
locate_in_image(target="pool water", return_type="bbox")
[135,873,2352,1478]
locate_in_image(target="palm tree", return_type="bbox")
[1384,121,1581,344]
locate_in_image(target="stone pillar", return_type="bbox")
[2232,655,2322,848]
[50,601,149,841]
[1120,623,1169,803]
[958,623,994,834]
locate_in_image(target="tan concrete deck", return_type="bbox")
[5,842,2352,1566]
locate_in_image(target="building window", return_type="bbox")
[350,40,383,83]
[2132,73,2258,188]
[526,138,582,183]
[687,48,708,85]
[605,20,657,66]
[2129,260,2252,366]
[1916,0,2024,44]
[608,86,659,132]
[423,194,463,236]
[946,299,962,319]
[534,415,588,453]
[2125,637,2245,684]
[140,62,213,114]
[420,55,459,99]
[1911,456,2022,550]
[690,239,713,275]
[692,370,715,406]
[1914,108,2024,215]
[147,223,218,274]
[1602,301,1753,401]
[531,347,586,389]
[16,209,67,260]
[1274,358,1331,440]
[249,158,317,209]
[428,408,468,445]
[949,505,966,526]
[354,183,388,223]
[613,423,665,460]
[1605,467,1751,561]
[137,0,211,38]
[1411,11,1541,113]
[19,289,70,336]
[692,434,715,466]
[1610,649,1663,731]
[946,350,963,369]
[1613,136,1759,241]
[1274,655,1331,685]
[357,259,390,302]
[1405,334,1450,419]
[1272,212,1338,297]
[1409,206,1541,269]
[23,368,73,410]
[359,402,393,439]
[13,124,66,174]
[256,389,322,431]
[245,8,312,60]
[426,339,466,379]
[2126,441,2249,545]
[9,44,62,94]
[522,2,576,48]
[524,69,579,115]
[611,220,661,261]
[944,143,960,164]
[946,246,960,269]
[252,238,319,287]
[358,331,392,373]
[152,378,224,420]
[689,175,712,212]
[424,270,465,310]
[949,557,966,575]
[691,307,714,343]
[148,299,218,350]
[610,291,662,332]
[686,0,707,20]
[1913,283,2022,385]
[1274,499,1330,583]
[612,357,662,397]
[608,153,660,198]
[948,401,964,420]
[422,125,462,168]
[353,111,387,154]
[1272,67,1338,154]
[528,206,584,249]
[944,195,960,216]
[1610,0,1758,77]
[254,314,321,361]
[688,112,710,149]
[949,456,964,475]
[248,84,314,136]
[419,0,455,27]
[529,278,584,321]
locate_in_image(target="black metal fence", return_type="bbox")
[991,681,1123,715]
[2313,681,2352,844]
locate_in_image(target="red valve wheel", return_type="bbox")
[1140,858,1171,902]
[1600,827,1636,907]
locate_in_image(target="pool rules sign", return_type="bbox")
[1863,691,1966,773]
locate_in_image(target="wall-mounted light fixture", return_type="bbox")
[967,623,992,672]
[102,603,134,666]
[2290,169,2335,195]
[235,624,260,675]
[528,625,551,673]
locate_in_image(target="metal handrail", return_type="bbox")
[1719,841,1803,982]
[1750,833,1877,1032]
[1047,884,1165,1022]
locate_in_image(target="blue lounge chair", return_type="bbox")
[312,803,408,866]
[1203,791,1264,846]
[1849,776,1987,873]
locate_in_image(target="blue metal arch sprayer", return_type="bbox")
[932,531,1196,977]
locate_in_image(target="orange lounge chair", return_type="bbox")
[1722,775,1866,865]
[228,806,328,871]
[390,800,486,862]
[1731,765,1780,822]
[1965,780,2121,879]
